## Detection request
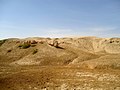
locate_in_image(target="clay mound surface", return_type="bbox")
[0,36,120,69]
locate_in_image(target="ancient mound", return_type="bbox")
[0,36,120,90]
[0,37,120,69]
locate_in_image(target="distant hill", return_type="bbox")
[0,36,120,69]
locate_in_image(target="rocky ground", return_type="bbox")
[0,66,120,90]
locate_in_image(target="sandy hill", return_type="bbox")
[0,36,120,69]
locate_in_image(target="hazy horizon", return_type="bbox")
[0,0,120,39]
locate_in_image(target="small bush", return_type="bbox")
[18,44,22,47]
[0,39,7,46]
[18,43,31,49]
[22,43,31,49]
[32,49,38,54]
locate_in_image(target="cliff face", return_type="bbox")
[0,37,120,69]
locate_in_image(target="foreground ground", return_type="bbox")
[0,66,120,90]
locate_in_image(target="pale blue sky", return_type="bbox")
[0,0,120,39]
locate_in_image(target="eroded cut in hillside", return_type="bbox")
[0,37,120,68]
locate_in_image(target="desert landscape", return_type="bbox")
[1,0,120,89]
[0,36,120,90]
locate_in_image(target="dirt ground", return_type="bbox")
[0,66,120,90]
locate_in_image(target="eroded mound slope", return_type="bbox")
[0,37,120,69]
[0,37,120,90]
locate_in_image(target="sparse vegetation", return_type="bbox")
[18,43,31,49]
[0,39,7,46]
[32,49,38,54]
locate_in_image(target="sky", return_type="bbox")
[0,0,120,39]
